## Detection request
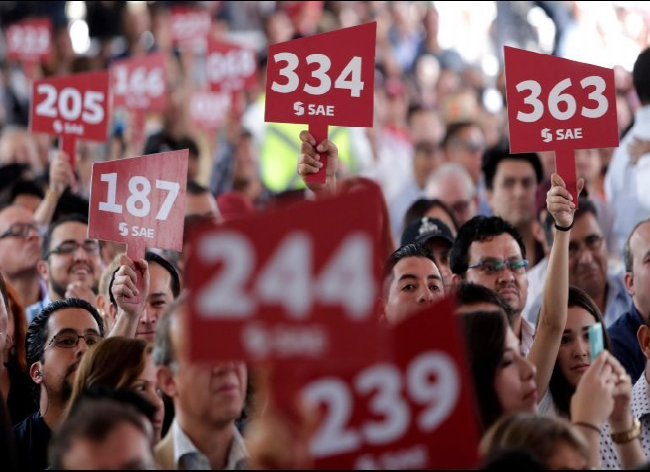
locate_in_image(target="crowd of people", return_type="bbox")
[1,1,650,470]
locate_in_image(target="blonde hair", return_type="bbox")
[480,414,588,467]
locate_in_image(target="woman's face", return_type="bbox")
[131,354,165,444]
[558,307,596,388]
[493,327,538,415]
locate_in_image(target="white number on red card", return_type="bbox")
[114,66,164,97]
[302,352,460,457]
[195,231,375,319]
[516,76,608,123]
[34,85,105,124]
[99,173,180,221]
[8,26,49,55]
[271,53,364,97]
[206,50,256,83]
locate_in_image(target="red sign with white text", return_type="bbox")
[265,22,376,184]
[505,46,618,202]
[30,70,110,142]
[189,91,231,131]
[111,53,167,111]
[275,297,480,469]
[206,39,258,93]
[170,7,211,49]
[88,150,188,259]
[6,18,51,61]
[187,187,383,366]
[265,22,375,128]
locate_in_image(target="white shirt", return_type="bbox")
[172,419,249,470]
[522,257,549,324]
[605,105,650,256]
[520,316,535,358]
[600,373,650,469]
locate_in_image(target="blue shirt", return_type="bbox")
[609,305,646,383]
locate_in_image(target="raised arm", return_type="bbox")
[297,130,339,198]
[529,173,584,399]
[108,254,149,339]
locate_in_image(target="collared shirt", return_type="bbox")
[520,316,534,358]
[525,271,631,328]
[172,419,248,470]
[600,373,650,469]
[388,178,426,243]
[610,305,646,383]
[605,105,650,256]
[522,257,549,323]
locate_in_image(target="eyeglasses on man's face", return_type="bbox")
[45,330,103,350]
[0,222,42,240]
[467,258,529,275]
[568,234,604,259]
[46,240,100,258]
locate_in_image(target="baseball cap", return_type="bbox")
[400,217,455,247]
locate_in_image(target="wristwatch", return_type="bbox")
[611,418,641,444]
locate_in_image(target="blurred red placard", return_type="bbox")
[265,22,376,184]
[186,187,384,366]
[6,18,51,61]
[170,6,211,50]
[274,297,480,469]
[189,91,231,131]
[206,39,257,93]
[88,150,188,260]
[505,46,618,202]
[111,53,167,111]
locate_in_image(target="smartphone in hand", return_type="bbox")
[589,322,604,361]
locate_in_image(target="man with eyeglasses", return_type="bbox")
[526,199,631,328]
[14,298,104,470]
[26,215,103,323]
[0,204,45,309]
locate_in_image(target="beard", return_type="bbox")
[50,275,98,300]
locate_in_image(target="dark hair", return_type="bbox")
[383,243,436,281]
[548,286,611,418]
[41,214,89,260]
[9,180,45,202]
[441,121,478,150]
[459,309,510,432]
[49,391,154,470]
[26,298,104,370]
[176,137,199,159]
[624,218,650,273]
[0,393,17,471]
[543,197,599,248]
[455,282,515,325]
[108,251,181,311]
[482,144,543,191]
[633,47,650,105]
[403,199,458,234]
[186,180,211,196]
[450,216,526,275]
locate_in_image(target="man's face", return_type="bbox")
[185,192,220,221]
[33,308,102,402]
[0,206,42,274]
[465,233,529,314]
[444,126,485,184]
[626,222,650,317]
[385,256,444,324]
[568,213,608,298]
[487,159,537,229]
[165,312,247,426]
[409,110,442,144]
[413,147,442,188]
[428,176,477,226]
[136,262,174,343]
[44,222,102,300]
[63,421,156,470]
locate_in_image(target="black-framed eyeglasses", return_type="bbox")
[46,240,100,258]
[568,234,604,258]
[0,222,42,240]
[467,258,529,275]
[45,330,103,350]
